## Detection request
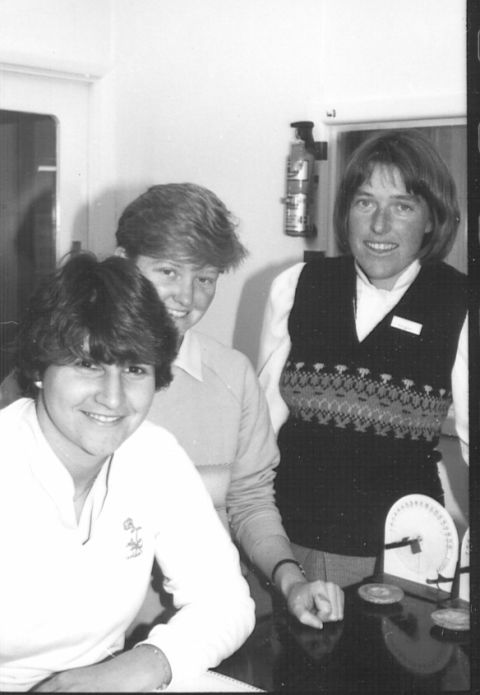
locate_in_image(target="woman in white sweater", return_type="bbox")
[0,253,255,692]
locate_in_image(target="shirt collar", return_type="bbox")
[355,259,421,293]
[174,329,203,381]
[24,399,111,532]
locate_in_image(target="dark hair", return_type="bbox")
[115,183,248,271]
[14,253,178,397]
[333,129,460,262]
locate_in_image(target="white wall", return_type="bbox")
[96,0,466,366]
[0,0,468,543]
[320,0,465,123]
[0,0,466,362]
[0,0,112,77]
[94,0,329,364]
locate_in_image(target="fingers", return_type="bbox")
[318,581,344,621]
[306,580,343,622]
[288,580,344,629]
[297,608,324,630]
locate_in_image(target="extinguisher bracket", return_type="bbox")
[313,141,328,161]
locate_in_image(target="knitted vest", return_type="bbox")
[275,257,467,556]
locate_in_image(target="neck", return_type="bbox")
[73,475,97,501]
[35,398,108,488]
[72,464,104,498]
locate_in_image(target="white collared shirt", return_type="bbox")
[174,329,203,381]
[354,259,421,341]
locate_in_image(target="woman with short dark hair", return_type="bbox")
[0,253,255,692]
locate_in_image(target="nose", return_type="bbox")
[95,367,124,410]
[371,205,391,235]
[172,276,194,307]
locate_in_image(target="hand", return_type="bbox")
[286,579,344,630]
[30,646,171,692]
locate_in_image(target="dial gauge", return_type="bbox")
[384,494,458,590]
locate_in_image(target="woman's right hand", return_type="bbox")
[286,579,344,630]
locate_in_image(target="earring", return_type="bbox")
[34,380,43,389]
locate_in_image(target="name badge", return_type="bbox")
[391,315,423,335]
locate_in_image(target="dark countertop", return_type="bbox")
[215,574,471,692]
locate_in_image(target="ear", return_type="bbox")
[115,246,127,258]
[424,217,433,235]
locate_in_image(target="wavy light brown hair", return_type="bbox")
[116,183,248,271]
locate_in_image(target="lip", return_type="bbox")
[167,308,189,319]
[364,241,398,254]
[82,411,124,425]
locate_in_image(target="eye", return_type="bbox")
[395,202,414,213]
[155,266,177,279]
[124,364,151,377]
[74,358,101,371]
[197,275,217,287]
[353,197,374,211]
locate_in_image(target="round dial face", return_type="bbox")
[385,494,458,582]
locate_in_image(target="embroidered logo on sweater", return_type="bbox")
[281,362,451,441]
[123,517,143,558]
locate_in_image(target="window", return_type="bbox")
[0,110,57,380]
[0,69,91,382]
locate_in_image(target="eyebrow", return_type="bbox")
[151,259,218,271]
[354,189,419,201]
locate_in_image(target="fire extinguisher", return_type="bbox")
[285,121,324,237]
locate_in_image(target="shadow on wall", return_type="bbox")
[233,258,299,367]
[70,184,154,260]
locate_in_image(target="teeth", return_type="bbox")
[366,242,397,251]
[168,309,188,318]
[84,412,121,423]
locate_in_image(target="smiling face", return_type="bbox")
[134,255,219,335]
[36,359,155,475]
[348,164,432,290]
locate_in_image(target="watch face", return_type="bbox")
[384,494,458,585]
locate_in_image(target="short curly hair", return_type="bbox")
[334,129,460,263]
[115,183,248,271]
[14,253,178,397]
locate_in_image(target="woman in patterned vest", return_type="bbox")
[258,129,468,587]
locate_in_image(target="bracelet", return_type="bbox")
[271,558,306,586]
[133,643,170,690]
